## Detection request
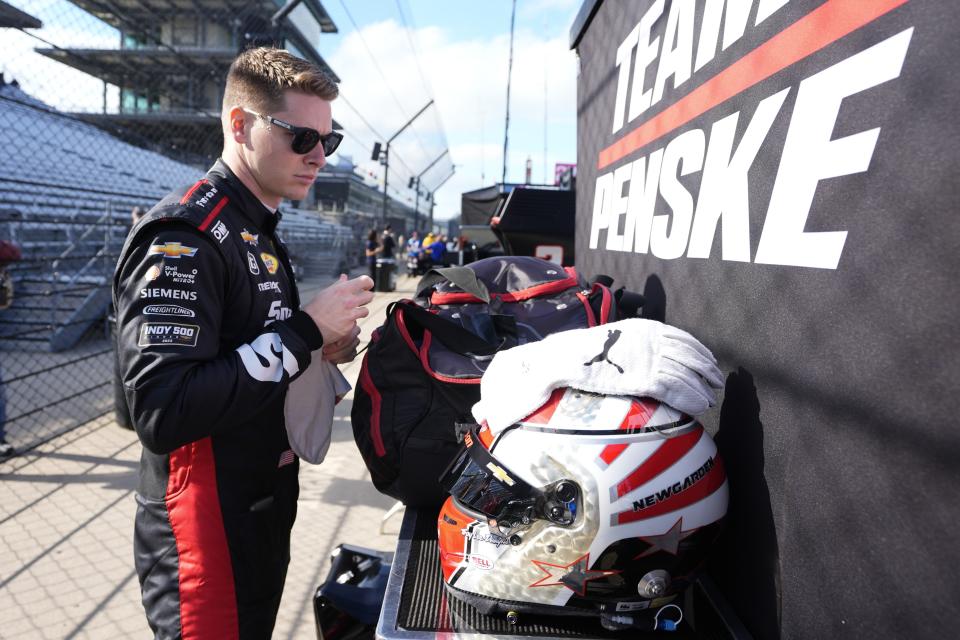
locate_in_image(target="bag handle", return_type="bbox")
[415,266,490,303]
[395,301,500,356]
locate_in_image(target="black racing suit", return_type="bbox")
[114,160,323,640]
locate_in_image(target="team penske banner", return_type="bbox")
[573,0,957,637]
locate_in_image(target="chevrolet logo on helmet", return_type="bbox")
[486,462,515,486]
[149,242,198,259]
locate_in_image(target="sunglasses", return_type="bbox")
[246,110,343,156]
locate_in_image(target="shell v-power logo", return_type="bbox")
[588,0,912,269]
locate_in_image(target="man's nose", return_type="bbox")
[305,143,326,168]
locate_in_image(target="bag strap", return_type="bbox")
[396,300,500,356]
[415,266,491,303]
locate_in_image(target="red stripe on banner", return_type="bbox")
[597,0,909,170]
[166,439,239,639]
[198,197,229,231]
[179,179,208,204]
[615,429,703,499]
[616,457,727,526]
[358,358,386,456]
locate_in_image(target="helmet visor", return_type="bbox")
[439,431,542,524]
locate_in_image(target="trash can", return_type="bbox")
[375,258,396,292]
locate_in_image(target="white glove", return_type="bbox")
[284,353,351,464]
[472,318,723,433]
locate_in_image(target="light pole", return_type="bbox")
[374,100,434,228]
[410,149,449,232]
[428,167,456,231]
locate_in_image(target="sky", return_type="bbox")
[1,0,584,222]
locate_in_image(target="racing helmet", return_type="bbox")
[437,388,728,623]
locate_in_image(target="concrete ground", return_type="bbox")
[0,274,415,639]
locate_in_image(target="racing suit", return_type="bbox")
[114,159,322,639]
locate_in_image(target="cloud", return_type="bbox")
[326,18,578,222]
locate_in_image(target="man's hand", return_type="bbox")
[322,324,361,364]
[302,274,374,344]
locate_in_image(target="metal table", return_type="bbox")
[375,508,751,640]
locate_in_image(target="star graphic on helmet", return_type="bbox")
[530,553,621,597]
[634,517,691,558]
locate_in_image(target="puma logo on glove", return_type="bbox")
[473,319,724,433]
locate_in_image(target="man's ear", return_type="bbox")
[227,106,249,145]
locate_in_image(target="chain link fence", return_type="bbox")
[0,0,357,458]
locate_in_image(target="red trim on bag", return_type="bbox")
[166,438,239,639]
[179,179,208,204]
[198,197,229,231]
[420,331,481,385]
[394,305,420,356]
[430,275,579,305]
[359,357,386,456]
[576,291,597,327]
[593,284,612,324]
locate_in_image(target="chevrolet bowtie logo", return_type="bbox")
[486,462,515,486]
[241,229,259,245]
[149,242,198,259]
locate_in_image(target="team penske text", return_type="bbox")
[590,0,913,269]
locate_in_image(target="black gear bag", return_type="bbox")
[351,256,641,507]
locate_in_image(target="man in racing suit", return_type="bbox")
[114,48,374,639]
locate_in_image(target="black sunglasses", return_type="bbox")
[247,110,343,156]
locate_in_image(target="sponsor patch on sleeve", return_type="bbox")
[143,304,196,318]
[138,322,200,347]
[260,252,279,274]
[149,242,198,259]
[211,220,230,243]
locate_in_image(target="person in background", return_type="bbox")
[405,231,421,274]
[380,224,396,260]
[0,238,21,458]
[427,233,447,265]
[366,229,381,281]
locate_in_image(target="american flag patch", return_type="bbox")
[278,449,297,468]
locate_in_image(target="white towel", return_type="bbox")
[472,318,724,433]
[284,352,352,464]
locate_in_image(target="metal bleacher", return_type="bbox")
[0,82,352,351]
[0,82,200,351]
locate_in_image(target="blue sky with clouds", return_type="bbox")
[318,0,583,220]
[3,0,584,221]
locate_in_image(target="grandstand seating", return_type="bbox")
[0,82,352,351]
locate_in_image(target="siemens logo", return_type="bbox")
[140,288,197,301]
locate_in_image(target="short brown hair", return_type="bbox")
[222,47,338,114]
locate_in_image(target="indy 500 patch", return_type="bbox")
[138,322,200,347]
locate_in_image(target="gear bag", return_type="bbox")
[351,256,642,507]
